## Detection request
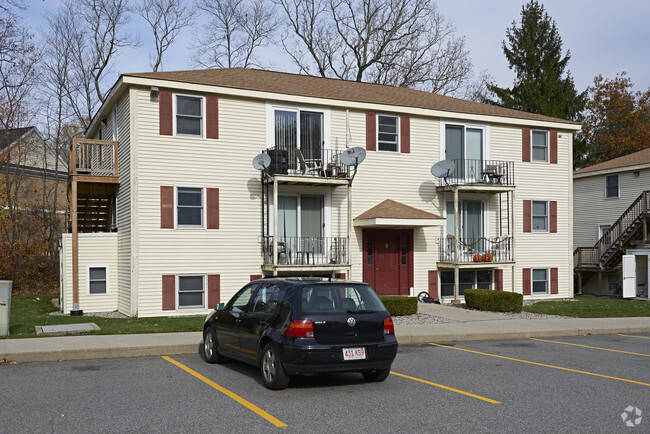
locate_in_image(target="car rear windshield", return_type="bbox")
[300,284,385,314]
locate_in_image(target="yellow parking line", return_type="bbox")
[162,356,287,427]
[618,333,650,340]
[529,337,650,357]
[429,343,650,387]
[390,371,501,404]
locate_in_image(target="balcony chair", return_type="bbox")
[296,148,325,177]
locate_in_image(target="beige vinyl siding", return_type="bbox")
[60,233,118,313]
[116,92,132,315]
[573,167,650,249]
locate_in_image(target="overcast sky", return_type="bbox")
[25,0,650,95]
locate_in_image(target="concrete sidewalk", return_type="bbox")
[1,304,649,364]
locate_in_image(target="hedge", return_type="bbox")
[379,296,417,316]
[464,289,523,313]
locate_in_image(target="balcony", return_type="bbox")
[436,159,515,190]
[264,147,351,184]
[262,236,348,270]
[69,139,119,181]
[438,235,513,265]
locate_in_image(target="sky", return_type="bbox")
[22,0,650,95]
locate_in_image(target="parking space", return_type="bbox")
[1,333,647,432]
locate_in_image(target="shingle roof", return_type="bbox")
[125,68,578,126]
[354,199,443,221]
[574,147,650,175]
[0,127,33,150]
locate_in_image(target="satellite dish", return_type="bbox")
[252,152,271,171]
[431,160,455,178]
[340,147,366,167]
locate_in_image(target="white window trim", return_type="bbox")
[531,200,549,233]
[531,268,549,295]
[86,264,109,296]
[531,130,549,163]
[376,113,400,152]
[112,105,118,141]
[269,189,332,239]
[265,102,331,151]
[439,120,491,162]
[597,223,611,240]
[443,196,489,239]
[605,174,620,199]
[173,93,206,139]
[177,274,206,310]
[175,185,206,229]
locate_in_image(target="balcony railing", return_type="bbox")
[438,235,512,263]
[262,236,348,266]
[264,147,351,179]
[70,138,118,177]
[440,159,514,187]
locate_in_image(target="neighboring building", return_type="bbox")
[60,68,580,317]
[573,148,650,298]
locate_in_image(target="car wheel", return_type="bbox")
[362,367,391,382]
[202,327,224,364]
[261,342,290,390]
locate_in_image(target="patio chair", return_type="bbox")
[296,148,325,177]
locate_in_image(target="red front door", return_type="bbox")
[363,229,413,295]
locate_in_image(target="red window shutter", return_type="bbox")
[159,92,173,136]
[522,129,531,162]
[550,268,558,294]
[400,117,410,153]
[550,131,558,164]
[523,200,532,233]
[335,272,347,279]
[428,270,439,299]
[206,96,219,139]
[160,186,174,229]
[208,274,220,307]
[366,113,376,151]
[250,274,262,282]
[522,268,531,296]
[206,188,219,229]
[162,275,175,310]
[495,269,503,291]
[550,201,557,233]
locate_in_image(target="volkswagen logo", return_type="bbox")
[347,317,356,327]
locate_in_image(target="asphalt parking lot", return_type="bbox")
[1,333,647,432]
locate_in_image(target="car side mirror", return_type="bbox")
[214,303,225,311]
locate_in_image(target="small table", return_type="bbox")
[482,170,504,184]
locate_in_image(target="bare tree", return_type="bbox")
[191,0,277,68]
[278,0,472,95]
[137,0,195,72]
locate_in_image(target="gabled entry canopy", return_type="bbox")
[354,199,444,227]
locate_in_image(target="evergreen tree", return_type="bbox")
[487,1,585,122]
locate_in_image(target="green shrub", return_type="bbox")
[464,289,523,313]
[379,296,417,316]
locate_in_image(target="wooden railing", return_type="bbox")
[574,190,650,269]
[69,138,118,177]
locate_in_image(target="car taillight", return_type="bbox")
[285,319,314,338]
[383,317,395,335]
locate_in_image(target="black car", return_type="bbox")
[202,277,398,390]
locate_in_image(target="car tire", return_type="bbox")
[202,327,224,364]
[362,367,391,382]
[261,342,290,390]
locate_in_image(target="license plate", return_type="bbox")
[343,347,366,361]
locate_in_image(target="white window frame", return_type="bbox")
[531,200,549,233]
[531,268,549,295]
[376,114,399,152]
[86,265,109,295]
[269,186,332,239]
[177,274,206,309]
[174,93,205,138]
[598,223,612,243]
[265,103,331,152]
[112,105,118,141]
[175,185,206,229]
[439,120,491,162]
[531,130,548,163]
[605,174,619,199]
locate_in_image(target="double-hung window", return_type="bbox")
[532,269,548,294]
[605,175,619,198]
[532,200,548,232]
[88,266,108,295]
[176,95,203,136]
[531,130,548,162]
[177,187,204,228]
[377,115,399,152]
[178,275,204,308]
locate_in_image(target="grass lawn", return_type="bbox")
[2,295,204,339]
[523,295,650,318]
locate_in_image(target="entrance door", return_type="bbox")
[363,229,413,295]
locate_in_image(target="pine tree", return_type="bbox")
[487,1,585,122]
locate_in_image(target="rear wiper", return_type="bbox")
[347,309,377,313]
